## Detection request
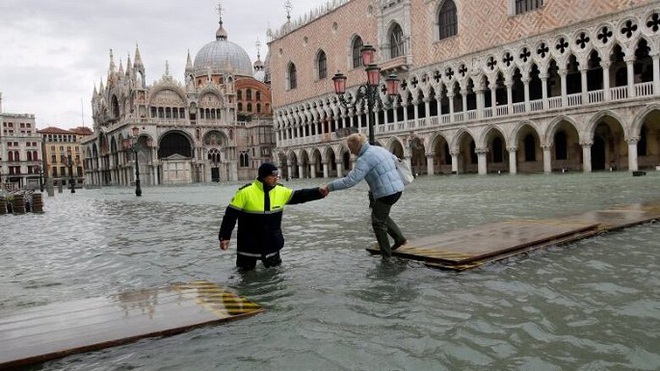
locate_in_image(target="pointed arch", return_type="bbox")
[287,62,297,90]
[388,22,405,59]
[437,0,457,40]
[351,35,364,69]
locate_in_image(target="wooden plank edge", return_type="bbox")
[367,226,603,270]
[0,308,264,370]
[424,228,603,272]
[449,223,602,265]
[593,217,659,233]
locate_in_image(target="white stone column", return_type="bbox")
[626,56,635,97]
[426,154,435,175]
[653,54,660,95]
[627,137,639,172]
[336,161,343,177]
[310,164,317,178]
[559,68,568,107]
[450,149,460,174]
[540,73,548,107]
[287,165,293,179]
[448,92,455,122]
[476,148,488,175]
[298,164,304,179]
[490,85,497,109]
[602,61,611,101]
[323,163,329,178]
[580,66,588,103]
[508,146,518,174]
[506,81,513,114]
[581,141,593,173]
[476,88,485,118]
[542,144,552,174]
[522,77,530,112]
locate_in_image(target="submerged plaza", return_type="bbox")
[2,173,659,369]
[2,0,660,369]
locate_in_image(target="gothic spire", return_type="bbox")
[185,49,194,74]
[107,49,116,86]
[133,43,144,69]
[126,52,133,76]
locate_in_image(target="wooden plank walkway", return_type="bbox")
[367,201,660,271]
[0,280,263,369]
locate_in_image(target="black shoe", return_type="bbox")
[391,240,407,251]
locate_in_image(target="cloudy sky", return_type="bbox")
[0,0,331,130]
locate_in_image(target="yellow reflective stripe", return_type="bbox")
[230,181,293,213]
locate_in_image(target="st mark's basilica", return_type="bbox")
[82,8,274,186]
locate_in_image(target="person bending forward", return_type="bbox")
[322,133,407,258]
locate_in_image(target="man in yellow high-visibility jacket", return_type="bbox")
[219,163,327,270]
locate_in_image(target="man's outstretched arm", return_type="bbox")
[288,187,326,205]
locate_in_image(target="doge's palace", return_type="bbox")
[268,0,660,177]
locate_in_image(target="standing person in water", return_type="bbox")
[320,133,407,258]
[219,163,328,270]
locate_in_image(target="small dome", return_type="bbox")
[254,70,266,82]
[193,20,253,78]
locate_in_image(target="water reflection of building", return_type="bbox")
[82,6,275,187]
[269,0,660,177]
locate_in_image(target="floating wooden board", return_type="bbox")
[368,220,599,265]
[367,201,660,271]
[565,201,660,231]
[0,280,263,369]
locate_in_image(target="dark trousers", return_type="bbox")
[371,192,406,258]
[236,252,282,270]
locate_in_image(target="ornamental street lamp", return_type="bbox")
[332,44,400,145]
[35,163,44,192]
[123,126,152,197]
[67,153,75,193]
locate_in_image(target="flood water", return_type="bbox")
[2,172,659,371]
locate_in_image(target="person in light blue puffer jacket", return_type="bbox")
[323,133,407,258]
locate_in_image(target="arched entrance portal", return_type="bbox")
[158,132,193,184]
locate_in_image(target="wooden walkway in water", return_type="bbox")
[0,280,263,369]
[367,201,660,271]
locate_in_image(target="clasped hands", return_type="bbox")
[319,184,330,197]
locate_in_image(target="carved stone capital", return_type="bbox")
[626,136,640,145]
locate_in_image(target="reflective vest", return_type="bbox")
[229,180,293,213]
[227,180,293,257]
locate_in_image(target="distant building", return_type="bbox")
[0,92,42,190]
[82,6,275,188]
[268,0,660,177]
[37,126,93,189]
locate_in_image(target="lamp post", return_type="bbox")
[332,44,400,145]
[67,153,75,193]
[123,126,152,197]
[36,164,44,192]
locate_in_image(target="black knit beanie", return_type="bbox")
[258,163,279,180]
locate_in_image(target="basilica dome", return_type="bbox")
[193,20,253,78]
